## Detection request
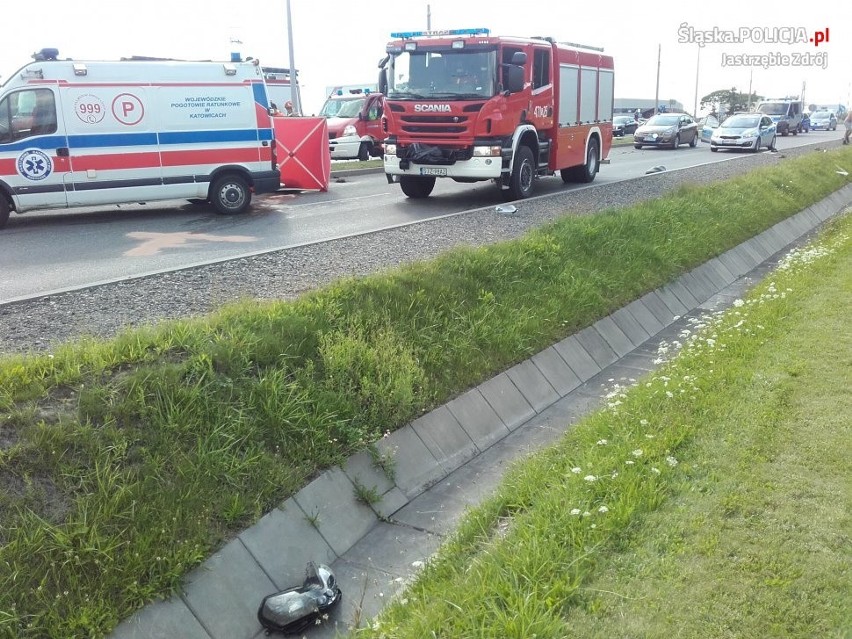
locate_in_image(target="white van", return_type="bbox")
[0,49,281,229]
[754,99,804,136]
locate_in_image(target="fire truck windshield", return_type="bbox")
[319,97,366,118]
[388,49,497,100]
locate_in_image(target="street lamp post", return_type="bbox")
[286,0,302,115]
[654,44,661,115]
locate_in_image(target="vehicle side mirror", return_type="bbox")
[505,65,524,93]
[378,68,388,95]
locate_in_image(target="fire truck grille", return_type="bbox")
[400,115,469,135]
[397,145,472,164]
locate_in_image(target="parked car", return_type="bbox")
[709,113,777,152]
[809,110,837,131]
[633,113,699,149]
[612,115,639,137]
[698,114,720,143]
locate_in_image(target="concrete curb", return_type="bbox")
[110,183,852,639]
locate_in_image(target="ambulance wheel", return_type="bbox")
[357,143,370,162]
[399,175,435,198]
[211,174,251,215]
[0,195,10,229]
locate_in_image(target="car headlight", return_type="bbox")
[342,125,357,137]
[384,144,397,156]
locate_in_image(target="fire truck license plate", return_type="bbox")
[420,167,447,176]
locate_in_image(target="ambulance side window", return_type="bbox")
[2,89,57,141]
[29,90,58,137]
[0,96,11,144]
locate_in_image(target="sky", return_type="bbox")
[2,1,849,117]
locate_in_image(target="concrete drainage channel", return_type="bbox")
[111,184,852,639]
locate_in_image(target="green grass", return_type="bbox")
[0,148,850,638]
[331,158,383,172]
[610,135,636,147]
[356,213,852,639]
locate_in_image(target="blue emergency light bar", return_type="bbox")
[390,28,490,39]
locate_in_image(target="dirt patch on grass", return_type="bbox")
[0,471,72,544]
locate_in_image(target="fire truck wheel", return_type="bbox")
[509,146,535,199]
[357,143,370,162]
[0,195,10,229]
[578,139,600,183]
[211,174,252,215]
[561,138,599,184]
[399,175,436,198]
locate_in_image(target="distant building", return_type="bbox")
[614,98,685,118]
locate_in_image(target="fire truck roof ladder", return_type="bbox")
[534,37,605,52]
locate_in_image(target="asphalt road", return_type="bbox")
[0,130,841,304]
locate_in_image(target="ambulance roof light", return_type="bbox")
[73,63,87,76]
[32,48,60,61]
[390,27,490,39]
[223,63,237,76]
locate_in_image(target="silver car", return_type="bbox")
[809,110,837,131]
[710,114,777,153]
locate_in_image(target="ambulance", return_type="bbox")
[0,49,281,229]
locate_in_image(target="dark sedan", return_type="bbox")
[612,115,639,137]
[634,113,699,149]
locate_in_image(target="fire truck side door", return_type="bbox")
[529,45,554,130]
[364,95,383,142]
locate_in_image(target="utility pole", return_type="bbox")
[654,44,661,114]
[286,0,302,115]
[747,68,753,110]
[693,45,700,116]
[427,4,431,29]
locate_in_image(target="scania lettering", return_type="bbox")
[0,48,281,229]
[379,28,614,200]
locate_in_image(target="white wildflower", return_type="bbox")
[598,505,609,514]
[584,475,597,482]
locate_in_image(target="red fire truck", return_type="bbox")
[379,28,614,200]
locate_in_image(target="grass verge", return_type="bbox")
[356,212,852,638]
[0,147,850,637]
